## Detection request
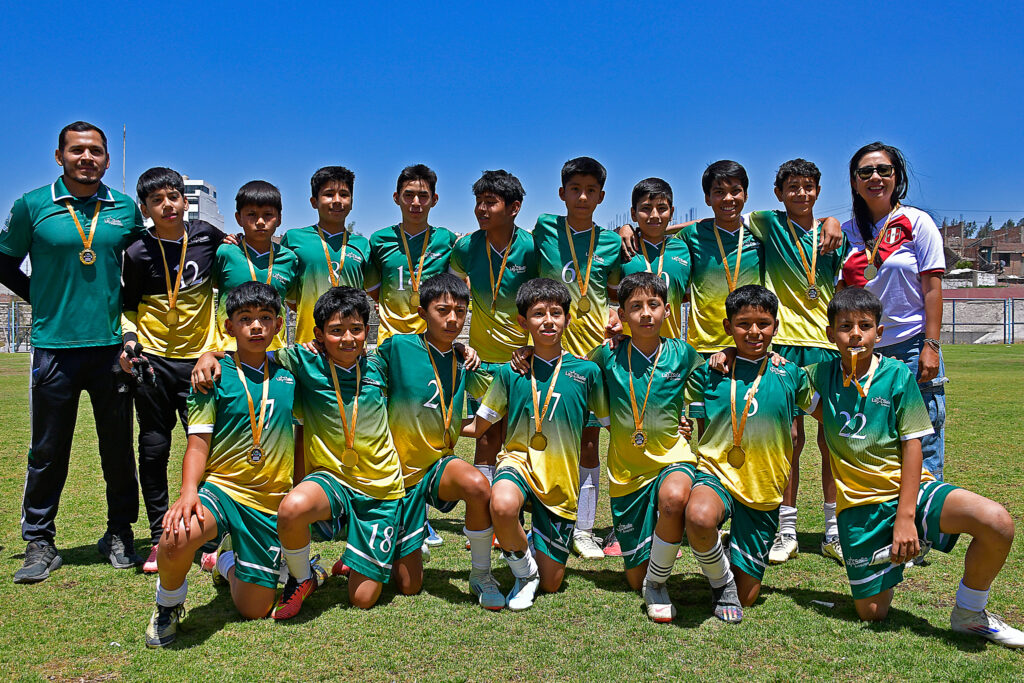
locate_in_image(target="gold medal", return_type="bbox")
[862,206,899,283]
[79,248,97,265]
[529,353,563,454]
[64,200,101,267]
[627,342,664,452]
[328,358,362,470]
[863,264,878,280]
[398,224,431,312]
[728,354,769,469]
[156,229,189,327]
[564,218,597,314]
[235,356,270,469]
[166,309,180,326]
[249,446,264,464]
[342,448,358,467]
[713,222,746,293]
[530,432,548,450]
[842,348,879,399]
[786,218,819,304]
[411,291,421,309]
[727,445,746,468]
[631,430,648,448]
[805,284,820,302]
[423,335,459,457]
[577,297,591,313]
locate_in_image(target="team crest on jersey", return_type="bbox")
[275,375,294,384]
[769,366,788,377]
[104,216,124,227]
[661,371,681,380]
[671,256,689,266]
[564,370,588,384]
[871,396,891,407]
[508,264,527,274]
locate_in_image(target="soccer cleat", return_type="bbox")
[506,574,540,611]
[572,530,605,559]
[469,572,506,611]
[199,551,217,573]
[425,522,444,547]
[331,556,351,577]
[13,540,62,584]
[211,535,233,586]
[768,533,798,564]
[98,532,141,569]
[421,541,432,564]
[143,545,159,574]
[712,580,744,623]
[273,558,326,620]
[951,607,1024,648]
[145,603,185,648]
[820,536,844,565]
[603,531,623,557]
[642,578,676,623]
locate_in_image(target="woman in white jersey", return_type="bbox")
[838,141,947,480]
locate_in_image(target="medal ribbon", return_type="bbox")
[64,199,101,254]
[729,355,769,450]
[327,358,361,453]
[235,356,270,453]
[843,350,879,398]
[486,231,515,314]
[627,343,663,436]
[398,224,431,297]
[316,224,348,287]
[530,354,564,437]
[865,206,900,273]
[639,238,666,277]
[242,238,275,285]
[155,229,190,313]
[785,218,819,289]
[423,336,458,448]
[564,219,596,305]
[713,223,746,292]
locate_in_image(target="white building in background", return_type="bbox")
[183,176,225,230]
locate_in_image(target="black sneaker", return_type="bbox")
[13,540,62,584]
[98,532,141,569]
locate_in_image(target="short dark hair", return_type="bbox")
[561,157,607,189]
[397,164,437,195]
[419,272,470,309]
[515,278,571,317]
[236,180,282,213]
[725,284,778,319]
[136,167,186,205]
[631,177,673,210]
[311,166,355,198]
[702,160,749,195]
[226,281,282,318]
[472,170,525,205]
[827,286,884,326]
[59,121,107,152]
[849,141,910,246]
[314,286,371,329]
[618,272,668,307]
[775,158,821,191]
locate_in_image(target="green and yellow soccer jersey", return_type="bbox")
[686,356,813,510]
[273,347,404,500]
[214,241,298,352]
[279,226,376,344]
[375,334,492,488]
[476,353,608,520]
[187,355,296,514]
[367,225,457,343]
[589,338,703,497]
[620,237,691,339]
[533,214,622,357]
[746,210,846,349]
[449,228,538,363]
[805,355,935,514]
[677,219,764,353]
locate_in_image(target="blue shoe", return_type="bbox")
[425,522,444,547]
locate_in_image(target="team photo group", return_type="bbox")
[2,120,1021,652]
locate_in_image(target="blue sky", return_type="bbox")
[3,2,1022,236]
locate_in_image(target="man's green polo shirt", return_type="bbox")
[0,177,145,348]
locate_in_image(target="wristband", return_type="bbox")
[924,338,941,351]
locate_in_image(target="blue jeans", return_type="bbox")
[879,334,947,480]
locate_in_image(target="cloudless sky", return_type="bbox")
[3,2,1023,236]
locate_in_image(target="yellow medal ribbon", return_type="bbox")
[864,205,900,279]
[842,349,879,399]
[564,219,596,313]
[423,336,458,452]
[627,342,663,448]
[529,353,563,450]
[327,358,361,467]
[728,355,769,465]
[712,223,746,293]
[242,238,275,285]
[398,224,431,307]
[63,200,101,265]
[316,224,348,287]
[234,356,270,464]
[639,238,666,277]
[155,229,189,325]
[486,230,515,314]
[785,218,819,295]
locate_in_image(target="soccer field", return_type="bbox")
[0,347,1021,681]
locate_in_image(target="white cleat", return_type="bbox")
[506,574,540,611]
[572,531,605,559]
[642,578,676,623]
[951,607,1024,649]
[768,533,799,564]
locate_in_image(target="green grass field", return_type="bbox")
[1,346,1022,681]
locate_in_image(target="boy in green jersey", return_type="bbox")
[450,170,538,486]
[463,278,609,611]
[378,274,503,609]
[215,181,298,351]
[280,166,376,344]
[685,286,813,624]
[804,288,1021,647]
[589,272,702,622]
[145,283,300,647]
[532,157,622,559]
[367,164,457,343]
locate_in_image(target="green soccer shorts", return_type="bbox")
[305,470,403,584]
[610,463,696,570]
[396,455,459,559]
[774,344,840,417]
[493,467,575,565]
[838,480,961,600]
[197,482,281,589]
[692,471,780,581]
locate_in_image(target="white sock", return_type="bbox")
[475,464,495,484]
[156,578,188,607]
[692,540,734,589]
[823,502,838,539]
[464,526,493,574]
[283,543,312,582]
[504,549,539,579]
[576,466,600,533]
[645,533,680,585]
[779,505,797,537]
[955,581,989,612]
[216,550,235,579]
